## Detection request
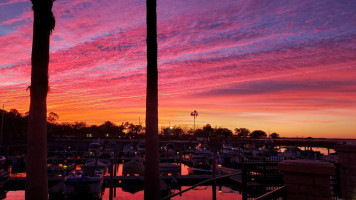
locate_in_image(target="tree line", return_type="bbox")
[0,109,280,144]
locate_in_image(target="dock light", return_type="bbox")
[63,165,67,169]
[177,152,180,155]
[219,190,222,193]
[135,152,137,155]
[218,164,222,168]
[189,147,191,149]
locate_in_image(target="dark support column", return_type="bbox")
[335,144,356,200]
[279,160,335,200]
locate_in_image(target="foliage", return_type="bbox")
[269,132,280,139]
[215,128,233,138]
[235,128,250,138]
[47,112,59,123]
[250,130,267,139]
[0,108,281,141]
[161,126,184,136]
[202,124,214,137]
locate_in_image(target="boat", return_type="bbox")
[137,143,145,155]
[122,160,144,176]
[64,170,104,199]
[122,144,137,158]
[101,142,116,160]
[187,153,216,175]
[82,159,107,175]
[47,163,76,177]
[0,156,6,168]
[0,170,9,190]
[88,142,101,157]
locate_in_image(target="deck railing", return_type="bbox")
[160,172,242,200]
[255,186,286,200]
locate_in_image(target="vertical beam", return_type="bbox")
[144,0,160,199]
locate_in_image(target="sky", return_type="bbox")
[0,0,356,138]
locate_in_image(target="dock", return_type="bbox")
[220,167,242,184]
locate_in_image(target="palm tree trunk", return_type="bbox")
[144,0,160,199]
[26,1,55,199]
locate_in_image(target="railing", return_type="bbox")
[160,172,242,200]
[242,160,284,200]
[255,186,286,200]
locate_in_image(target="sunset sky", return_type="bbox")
[1,0,356,138]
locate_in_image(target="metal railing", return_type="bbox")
[161,172,242,200]
[255,186,286,200]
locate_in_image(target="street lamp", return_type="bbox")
[190,110,198,131]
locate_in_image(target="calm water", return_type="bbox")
[279,147,335,155]
[9,163,190,178]
[3,163,241,199]
[2,185,242,200]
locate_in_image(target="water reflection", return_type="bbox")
[2,163,223,200]
[170,186,241,200]
[8,163,191,178]
[1,185,241,200]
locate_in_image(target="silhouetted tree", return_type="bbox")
[215,128,233,138]
[235,128,250,138]
[72,121,87,138]
[187,128,194,135]
[250,130,267,139]
[47,112,59,123]
[144,0,160,199]
[0,109,28,144]
[269,132,280,139]
[26,0,55,199]
[193,128,205,137]
[162,126,184,136]
[128,124,143,135]
[99,121,124,138]
[202,124,214,137]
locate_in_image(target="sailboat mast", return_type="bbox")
[0,104,4,150]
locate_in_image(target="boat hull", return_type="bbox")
[187,167,212,175]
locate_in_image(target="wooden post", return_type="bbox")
[109,160,113,200]
[144,0,160,198]
[114,148,117,197]
[212,146,217,200]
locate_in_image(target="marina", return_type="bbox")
[0,137,350,199]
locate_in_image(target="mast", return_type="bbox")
[0,104,4,150]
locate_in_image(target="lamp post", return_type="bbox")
[190,110,198,131]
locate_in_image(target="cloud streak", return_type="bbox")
[1,0,356,138]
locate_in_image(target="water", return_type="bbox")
[1,185,241,200]
[9,163,190,178]
[279,146,335,155]
[169,186,241,200]
[2,164,241,199]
